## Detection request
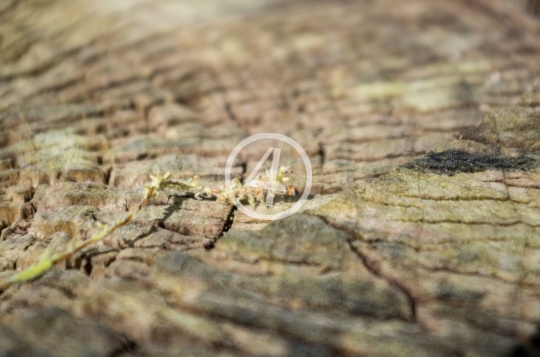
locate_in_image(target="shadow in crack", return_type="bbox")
[506,326,540,357]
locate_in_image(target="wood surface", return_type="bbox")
[0,0,540,356]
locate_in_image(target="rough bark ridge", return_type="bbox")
[1,0,540,356]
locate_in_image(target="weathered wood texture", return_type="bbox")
[1,0,540,356]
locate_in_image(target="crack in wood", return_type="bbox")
[346,239,418,321]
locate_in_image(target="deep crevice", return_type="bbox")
[83,257,93,276]
[205,205,237,250]
[314,214,417,321]
[347,240,417,321]
[205,161,247,250]
[317,142,326,166]
[109,335,138,357]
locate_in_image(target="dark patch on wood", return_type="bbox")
[318,142,326,166]
[205,205,236,250]
[527,0,540,17]
[402,150,539,175]
[507,325,540,357]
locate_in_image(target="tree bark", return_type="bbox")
[1,0,539,356]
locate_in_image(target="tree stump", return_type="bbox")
[1,0,539,356]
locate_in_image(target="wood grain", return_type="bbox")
[1,0,539,356]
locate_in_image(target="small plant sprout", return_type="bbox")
[3,172,171,287]
[1,168,297,288]
[164,166,297,206]
[244,166,297,205]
